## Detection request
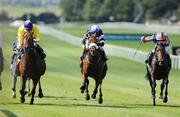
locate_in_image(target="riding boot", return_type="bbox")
[17,48,24,60]
[100,49,108,62]
[80,48,86,67]
[36,44,46,60]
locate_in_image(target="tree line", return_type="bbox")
[60,0,180,23]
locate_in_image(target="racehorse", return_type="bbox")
[80,34,107,104]
[0,48,4,90]
[146,43,171,106]
[11,31,46,104]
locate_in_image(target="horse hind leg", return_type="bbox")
[85,79,90,100]
[38,80,44,98]
[163,79,169,103]
[159,80,165,99]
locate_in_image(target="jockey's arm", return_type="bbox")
[141,36,153,43]
[97,35,105,47]
[17,26,24,48]
[33,25,41,42]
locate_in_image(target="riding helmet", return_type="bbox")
[24,20,33,31]
[89,25,100,33]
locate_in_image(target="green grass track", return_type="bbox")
[0,25,180,117]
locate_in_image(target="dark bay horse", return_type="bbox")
[146,43,171,106]
[0,48,4,90]
[12,31,46,104]
[80,35,107,104]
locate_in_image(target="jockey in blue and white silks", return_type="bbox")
[141,32,171,64]
[80,25,108,63]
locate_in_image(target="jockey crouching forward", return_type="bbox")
[11,20,46,66]
[141,32,171,67]
[80,25,108,66]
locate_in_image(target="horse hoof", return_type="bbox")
[20,98,25,103]
[24,91,28,96]
[98,98,103,104]
[28,93,31,97]
[91,94,96,99]
[163,97,168,103]
[80,86,85,93]
[29,101,33,105]
[13,94,16,99]
[38,93,44,98]
[29,99,34,105]
[85,94,90,100]
[159,96,163,99]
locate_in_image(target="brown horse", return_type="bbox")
[146,43,171,106]
[0,48,4,90]
[13,31,46,104]
[80,34,107,104]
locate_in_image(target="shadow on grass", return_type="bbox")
[0,109,18,117]
[43,95,80,101]
[5,95,180,109]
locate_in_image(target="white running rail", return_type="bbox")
[39,25,180,70]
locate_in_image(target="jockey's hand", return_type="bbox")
[140,36,145,43]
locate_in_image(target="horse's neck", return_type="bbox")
[87,52,100,64]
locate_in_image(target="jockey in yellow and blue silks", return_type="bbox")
[17,20,41,48]
[141,32,171,65]
[11,20,46,65]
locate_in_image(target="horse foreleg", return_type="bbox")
[27,77,31,97]
[91,80,99,99]
[98,80,103,104]
[11,73,17,98]
[30,78,38,104]
[85,79,90,100]
[80,73,87,93]
[163,79,169,103]
[38,80,43,98]
[19,76,27,103]
[151,78,156,106]
[159,80,165,99]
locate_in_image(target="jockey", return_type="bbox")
[11,20,46,65]
[141,32,171,65]
[80,25,108,63]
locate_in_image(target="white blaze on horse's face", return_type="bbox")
[89,43,98,56]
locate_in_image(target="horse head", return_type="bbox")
[154,43,166,66]
[22,31,34,49]
[86,35,100,64]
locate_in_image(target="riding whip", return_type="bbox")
[133,41,142,57]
